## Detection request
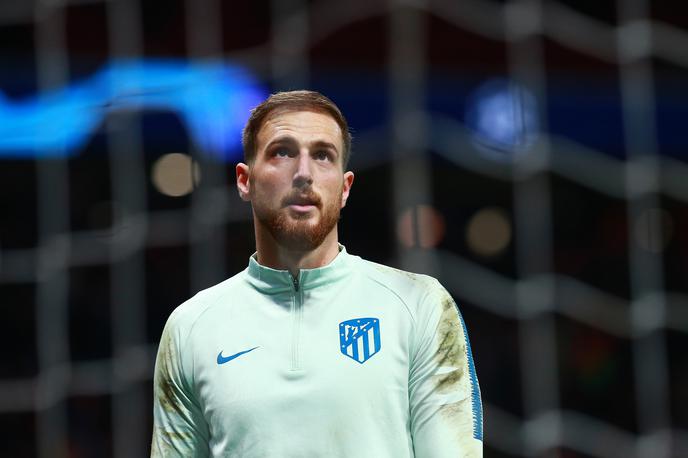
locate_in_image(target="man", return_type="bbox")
[151,90,483,457]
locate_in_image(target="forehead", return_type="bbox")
[256,109,343,151]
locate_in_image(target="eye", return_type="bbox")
[273,148,291,158]
[314,150,332,161]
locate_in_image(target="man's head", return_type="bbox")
[236,91,354,252]
[242,90,352,170]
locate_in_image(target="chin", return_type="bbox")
[286,219,321,236]
[287,211,318,222]
[255,202,339,251]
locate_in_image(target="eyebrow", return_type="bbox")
[265,136,340,155]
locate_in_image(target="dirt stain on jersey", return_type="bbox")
[434,367,464,394]
[152,329,197,456]
[433,292,480,443]
[435,295,464,367]
[439,399,463,419]
[439,399,479,451]
[151,428,194,457]
[155,329,179,414]
[432,293,468,397]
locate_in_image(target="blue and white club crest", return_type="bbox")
[339,317,381,364]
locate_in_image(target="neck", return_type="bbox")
[254,224,341,278]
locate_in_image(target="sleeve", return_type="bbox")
[408,280,483,458]
[151,309,210,457]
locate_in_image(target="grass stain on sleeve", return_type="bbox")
[433,294,467,395]
[155,328,183,414]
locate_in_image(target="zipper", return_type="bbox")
[290,273,302,371]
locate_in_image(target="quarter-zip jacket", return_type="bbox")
[151,246,483,457]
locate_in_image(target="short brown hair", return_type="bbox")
[242,90,352,168]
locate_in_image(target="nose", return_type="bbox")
[293,150,313,189]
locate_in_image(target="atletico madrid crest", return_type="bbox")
[339,317,381,364]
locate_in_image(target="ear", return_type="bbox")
[340,171,355,208]
[236,162,251,201]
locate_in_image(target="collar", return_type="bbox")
[246,244,352,293]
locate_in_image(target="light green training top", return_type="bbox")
[151,246,483,457]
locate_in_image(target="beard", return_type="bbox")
[253,187,342,252]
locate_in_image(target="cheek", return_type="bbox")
[252,170,286,193]
[251,172,293,208]
[323,177,345,202]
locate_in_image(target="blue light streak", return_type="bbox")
[0,58,267,160]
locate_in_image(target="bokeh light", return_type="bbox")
[465,78,539,160]
[151,153,200,197]
[466,207,512,257]
[397,205,446,249]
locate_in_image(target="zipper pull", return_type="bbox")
[292,273,300,292]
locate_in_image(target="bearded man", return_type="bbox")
[151,90,483,457]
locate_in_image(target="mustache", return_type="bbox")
[282,189,322,208]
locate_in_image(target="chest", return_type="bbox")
[192,286,413,425]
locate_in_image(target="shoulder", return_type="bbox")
[355,256,445,298]
[352,256,452,318]
[352,256,463,348]
[163,269,248,340]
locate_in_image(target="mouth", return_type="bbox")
[285,195,320,213]
[288,203,316,213]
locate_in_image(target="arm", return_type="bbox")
[151,310,210,457]
[409,281,483,457]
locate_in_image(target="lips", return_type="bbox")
[285,194,320,208]
[288,198,316,206]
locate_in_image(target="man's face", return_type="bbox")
[237,110,354,251]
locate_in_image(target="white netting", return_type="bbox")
[0,0,686,456]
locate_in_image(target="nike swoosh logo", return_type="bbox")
[217,346,259,365]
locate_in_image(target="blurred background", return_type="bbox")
[1,0,687,457]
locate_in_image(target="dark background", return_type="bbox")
[0,0,687,457]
